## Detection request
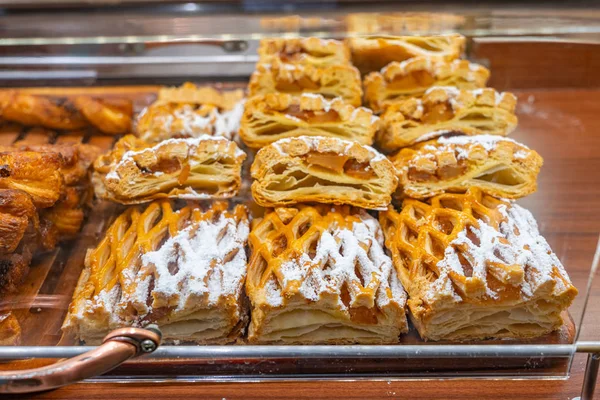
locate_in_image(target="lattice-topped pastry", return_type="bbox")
[257,37,351,67]
[0,90,132,135]
[246,204,407,344]
[391,135,543,199]
[137,83,245,143]
[62,200,250,344]
[346,34,465,74]
[364,58,490,113]
[93,135,246,204]
[251,136,397,210]
[379,188,577,341]
[248,59,363,107]
[377,87,518,152]
[239,93,378,149]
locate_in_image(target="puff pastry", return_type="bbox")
[62,200,250,344]
[248,59,363,107]
[239,93,378,149]
[0,90,132,135]
[364,58,490,113]
[246,204,407,344]
[137,83,245,143]
[345,12,466,35]
[392,135,543,199]
[93,135,246,204]
[347,34,465,74]
[379,188,578,341]
[257,37,351,67]
[251,136,398,210]
[377,87,518,152]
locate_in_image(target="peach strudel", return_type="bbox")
[137,83,246,143]
[239,93,378,149]
[379,188,578,341]
[251,136,398,210]
[248,60,363,107]
[246,204,407,344]
[62,200,250,344]
[93,135,246,204]
[391,135,543,199]
[346,34,466,74]
[257,37,351,67]
[0,91,133,135]
[364,57,490,113]
[377,87,518,152]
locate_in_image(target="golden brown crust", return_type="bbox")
[377,87,518,152]
[347,34,466,74]
[93,135,246,204]
[62,200,250,344]
[379,188,578,341]
[0,90,133,135]
[239,93,378,148]
[246,204,407,344]
[364,58,490,113]
[157,82,244,109]
[258,37,351,67]
[346,12,466,35]
[390,136,543,199]
[248,59,363,107]
[0,189,38,255]
[0,312,21,345]
[251,136,398,210]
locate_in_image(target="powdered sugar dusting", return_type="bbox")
[438,134,528,152]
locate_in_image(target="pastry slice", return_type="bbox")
[257,37,351,67]
[346,13,465,35]
[0,90,132,135]
[0,150,65,208]
[364,58,490,113]
[93,134,246,204]
[0,312,21,345]
[246,204,407,344]
[137,83,245,143]
[251,136,398,210]
[248,59,363,107]
[62,200,250,344]
[391,135,543,199]
[239,93,378,149]
[377,87,518,152]
[379,188,578,341]
[346,34,465,74]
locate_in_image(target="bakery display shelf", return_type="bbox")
[0,84,595,395]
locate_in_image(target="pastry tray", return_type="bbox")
[0,84,591,383]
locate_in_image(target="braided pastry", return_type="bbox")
[93,135,246,204]
[391,135,543,199]
[247,204,407,344]
[251,136,398,210]
[347,34,465,74]
[379,188,577,341]
[364,57,490,113]
[62,200,250,344]
[377,87,518,152]
[0,90,132,135]
[248,59,363,107]
[239,93,378,149]
[258,37,351,67]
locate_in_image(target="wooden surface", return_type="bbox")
[2,87,597,399]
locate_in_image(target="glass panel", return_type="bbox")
[0,3,597,383]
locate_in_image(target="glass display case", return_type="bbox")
[0,1,598,397]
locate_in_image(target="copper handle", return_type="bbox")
[0,325,161,394]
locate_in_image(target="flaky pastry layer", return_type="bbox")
[251,136,398,210]
[258,37,351,67]
[246,204,407,344]
[62,200,250,344]
[248,60,363,107]
[391,135,543,199]
[93,135,246,204]
[239,93,378,148]
[379,188,577,341]
[346,34,465,74]
[377,87,518,152]
[364,57,490,113]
